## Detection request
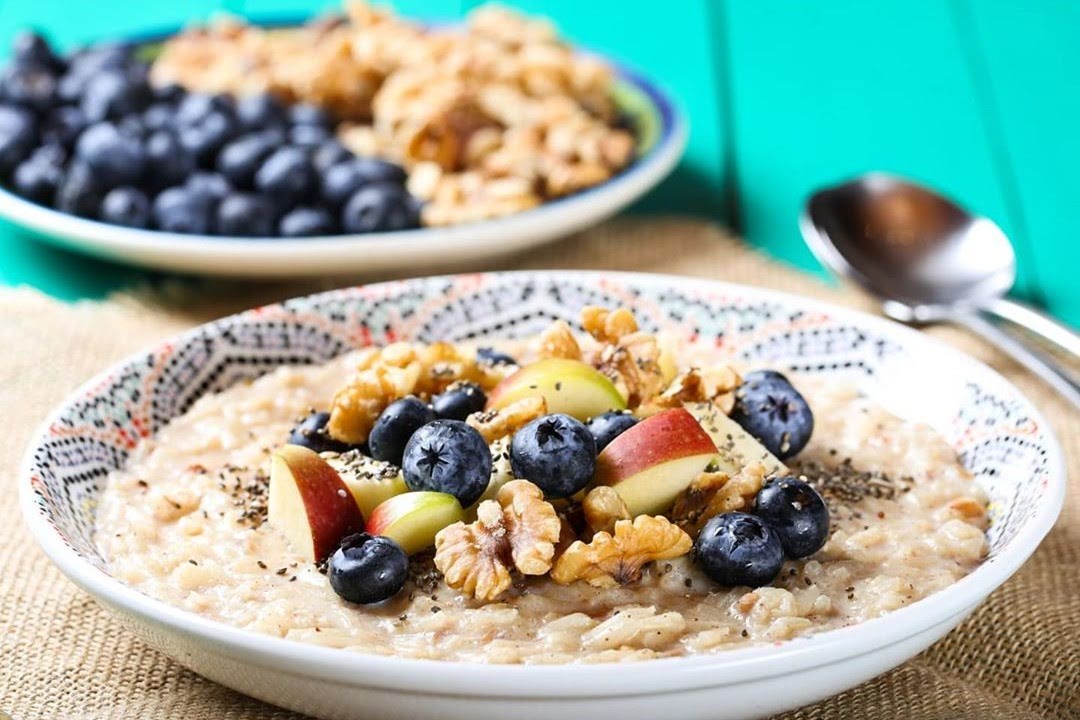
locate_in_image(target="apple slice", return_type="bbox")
[268,445,365,562]
[686,401,787,477]
[485,358,626,421]
[594,407,718,516]
[327,453,409,519]
[366,491,465,555]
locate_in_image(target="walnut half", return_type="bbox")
[672,463,767,537]
[551,515,691,588]
[434,480,561,600]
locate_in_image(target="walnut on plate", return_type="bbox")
[434,480,561,600]
[537,320,582,360]
[671,463,768,537]
[467,396,547,444]
[551,515,691,588]
[581,486,630,535]
[577,307,665,408]
[638,365,742,417]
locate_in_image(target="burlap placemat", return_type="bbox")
[1,218,1076,719]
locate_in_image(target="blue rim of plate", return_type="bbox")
[0,15,684,244]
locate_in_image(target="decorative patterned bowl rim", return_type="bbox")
[20,271,1065,698]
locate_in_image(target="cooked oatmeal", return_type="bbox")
[95,319,987,664]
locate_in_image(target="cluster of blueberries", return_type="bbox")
[290,353,825,603]
[0,32,420,237]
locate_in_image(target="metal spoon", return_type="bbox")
[801,172,1080,409]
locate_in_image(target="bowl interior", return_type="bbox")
[24,272,1058,585]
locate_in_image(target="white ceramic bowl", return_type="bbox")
[21,271,1064,720]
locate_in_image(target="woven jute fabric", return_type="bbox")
[0,218,1076,719]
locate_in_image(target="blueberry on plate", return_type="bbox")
[215,193,275,236]
[178,109,237,166]
[12,146,65,204]
[0,105,36,175]
[1,63,58,113]
[341,182,420,233]
[402,419,492,507]
[321,160,371,207]
[235,92,287,132]
[729,369,814,460]
[216,133,276,188]
[80,69,149,122]
[369,397,436,466]
[75,122,145,188]
[328,532,409,605]
[287,411,353,453]
[279,206,336,237]
[312,140,352,173]
[351,157,407,185]
[185,171,232,203]
[141,103,174,133]
[255,146,317,207]
[694,512,784,587]
[42,105,87,148]
[145,130,195,189]
[754,477,830,559]
[289,124,330,148]
[288,102,331,128]
[12,31,65,73]
[54,162,103,218]
[152,186,213,234]
[152,82,185,104]
[99,187,151,228]
[586,411,639,452]
[510,413,596,498]
[476,346,517,366]
[432,382,486,421]
[175,92,229,127]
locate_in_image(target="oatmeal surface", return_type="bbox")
[95,346,987,663]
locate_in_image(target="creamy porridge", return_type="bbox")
[95,308,988,663]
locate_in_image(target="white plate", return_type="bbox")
[21,272,1064,719]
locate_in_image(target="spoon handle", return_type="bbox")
[983,297,1080,358]
[950,311,1080,410]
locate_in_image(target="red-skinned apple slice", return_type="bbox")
[594,407,718,516]
[366,491,465,555]
[485,358,626,421]
[268,445,365,562]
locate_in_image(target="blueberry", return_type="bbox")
[476,346,517,366]
[175,92,230,127]
[54,162,103,218]
[729,370,814,460]
[369,397,436,466]
[288,103,331,128]
[145,130,194,189]
[152,83,185,104]
[341,182,420,233]
[510,413,596,498]
[235,92,287,131]
[328,533,408,605]
[279,206,336,237]
[312,140,352,173]
[287,411,353,453]
[185,171,232,203]
[152,186,212,234]
[216,133,276,188]
[75,122,145,188]
[0,105,35,175]
[694,512,784,587]
[289,124,330,148]
[13,150,64,204]
[42,106,87,148]
[432,382,486,421]
[585,411,638,452]
[142,103,174,133]
[255,146,317,207]
[12,32,64,73]
[215,192,275,236]
[67,44,132,78]
[402,419,492,507]
[99,187,150,228]
[178,109,237,166]
[321,159,402,207]
[80,69,149,122]
[1,63,58,112]
[352,157,407,185]
[754,477,830,559]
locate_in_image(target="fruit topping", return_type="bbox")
[267,445,365,562]
[432,381,487,421]
[466,396,546,444]
[340,182,420,233]
[671,463,767,536]
[401,419,492,507]
[585,410,638,451]
[551,515,691,588]
[288,411,353,454]
[686,401,787,477]
[476,346,517,367]
[729,370,814,460]
[365,491,465,555]
[485,357,626,422]
[99,187,151,228]
[694,512,784,587]
[368,396,435,466]
[328,532,408,605]
[753,477,830,559]
[434,480,561,600]
[581,485,631,535]
[510,413,596,499]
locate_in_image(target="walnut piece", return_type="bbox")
[537,320,582,360]
[551,515,691,588]
[639,365,742,417]
[581,306,638,344]
[435,480,561,600]
[582,486,630,535]
[467,396,547,444]
[672,463,768,536]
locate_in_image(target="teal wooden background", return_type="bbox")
[0,0,1077,325]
